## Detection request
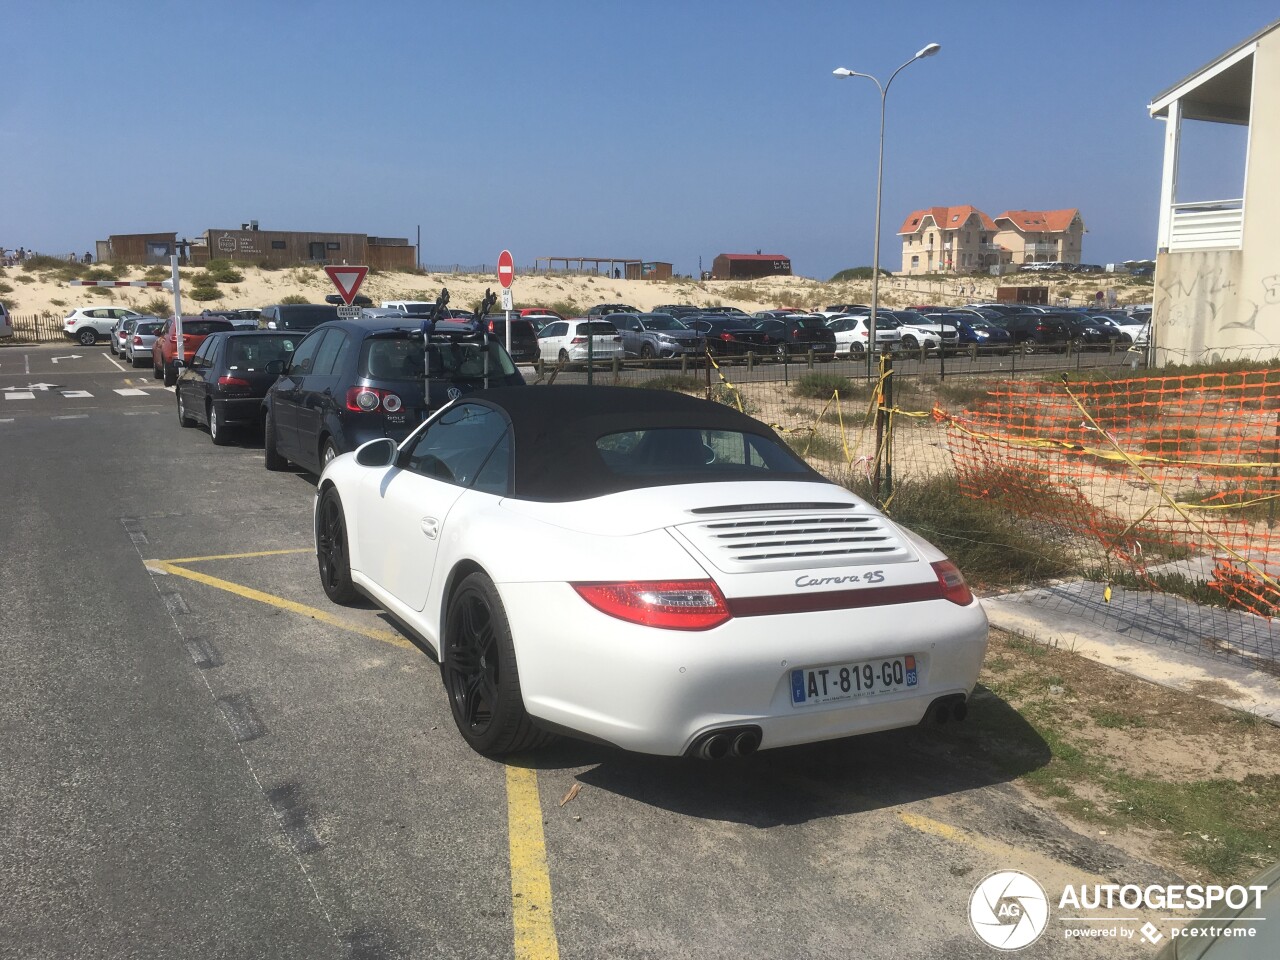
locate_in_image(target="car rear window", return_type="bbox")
[577,321,619,336]
[226,335,298,368]
[182,320,234,336]
[136,322,163,335]
[595,428,811,478]
[794,317,827,329]
[360,337,517,381]
[488,320,536,337]
[278,305,340,327]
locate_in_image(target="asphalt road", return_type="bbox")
[1,343,1175,960]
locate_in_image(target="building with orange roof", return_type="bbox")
[897,205,1000,276]
[992,209,1086,267]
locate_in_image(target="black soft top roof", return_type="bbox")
[461,385,824,501]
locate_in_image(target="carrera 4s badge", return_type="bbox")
[795,570,885,588]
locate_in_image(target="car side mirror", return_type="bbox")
[354,437,398,468]
[265,359,284,375]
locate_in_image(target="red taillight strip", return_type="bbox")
[727,581,943,617]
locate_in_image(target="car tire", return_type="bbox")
[209,402,231,446]
[153,358,163,380]
[78,328,97,346]
[320,438,340,469]
[774,343,788,360]
[441,571,554,756]
[557,348,570,364]
[640,343,655,361]
[176,389,196,427]
[849,342,865,355]
[263,410,287,471]
[315,487,359,605]
[901,335,919,350]
[162,363,177,387]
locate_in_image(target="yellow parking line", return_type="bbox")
[897,811,1111,886]
[506,765,560,960]
[145,558,415,650]
[147,552,562,959]
[160,548,315,564]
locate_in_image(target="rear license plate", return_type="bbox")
[790,655,917,706]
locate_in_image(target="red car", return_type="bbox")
[152,316,235,386]
[519,307,565,322]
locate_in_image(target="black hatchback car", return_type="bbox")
[263,316,526,475]
[751,314,837,359]
[993,312,1072,351]
[481,317,539,363]
[175,331,301,444]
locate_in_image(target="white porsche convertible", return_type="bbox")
[314,385,988,758]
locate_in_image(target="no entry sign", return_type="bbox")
[497,250,514,289]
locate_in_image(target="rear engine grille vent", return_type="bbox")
[676,513,914,573]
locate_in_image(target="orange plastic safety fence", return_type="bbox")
[940,369,1280,619]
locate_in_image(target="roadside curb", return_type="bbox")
[981,596,1280,725]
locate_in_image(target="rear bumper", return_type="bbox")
[215,396,268,425]
[500,581,989,756]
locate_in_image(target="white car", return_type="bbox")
[536,318,624,364]
[826,314,901,356]
[313,386,989,758]
[63,306,143,346]
[0,301,11,339]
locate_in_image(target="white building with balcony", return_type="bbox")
[1150,18,1280,365]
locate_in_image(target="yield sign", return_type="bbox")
[323,265,370,305]
[497,250,514,289]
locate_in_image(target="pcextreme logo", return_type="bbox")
[969,870,1050,950]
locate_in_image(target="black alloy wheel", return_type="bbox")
[442,572,552,756]
[315,487,358,604]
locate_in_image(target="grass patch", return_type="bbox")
[203,260,245,284]
[965,633,1280,879]
[279,294,310,305]
[791,372,854,399]
[638,374,704,394]
[187,285,221,302]
[845,471,1077,591]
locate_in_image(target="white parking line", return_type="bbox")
[61,390,93,399]
[115,388,148,397]
[51,415,89,420]
[102,352,126,372]
[5,392,34,401]
[24,354,30,375]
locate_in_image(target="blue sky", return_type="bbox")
[2,1,1273,279]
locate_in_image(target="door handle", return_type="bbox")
[420,517,440,539]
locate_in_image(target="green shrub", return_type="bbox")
[0,282,12,295]
[141,295,171,315]
[791,372,852,399]
[829,266,892,282]
[279,294,310,305]
[83,268,115,281]
[14,274,34,284]
[21,254,76,273]
[143,265,169,281]
[187,285,221,302]
[204,259,245,283]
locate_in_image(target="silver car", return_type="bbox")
[124,319,164,367]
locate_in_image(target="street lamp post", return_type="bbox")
[833,42,940,380]
[834,43,939,499]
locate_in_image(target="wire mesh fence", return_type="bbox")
[675,356,1280,673]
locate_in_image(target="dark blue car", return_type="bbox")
[263,316,525,475]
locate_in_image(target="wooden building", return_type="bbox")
[100,233,180,265]
[101,226,416,269]
[625,261,673,280]
[710,253,792,280]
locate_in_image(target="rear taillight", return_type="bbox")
[931,560,974,606]
[719,333,735,342]
[346,387,403,413]
[66,319,76,326]
[218,376,250,387]
[132,335,143,344]
[569,336,586,344]
[572,579,731,631]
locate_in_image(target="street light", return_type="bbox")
[833,42,940,378]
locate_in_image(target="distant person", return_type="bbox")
[83,251,93,265]
[614,267,621,279]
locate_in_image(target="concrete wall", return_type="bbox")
[1155,30,1280,366]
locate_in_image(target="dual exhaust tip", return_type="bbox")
[689,726,762,760]
[687,697,970,759]
[926,695,969,725]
